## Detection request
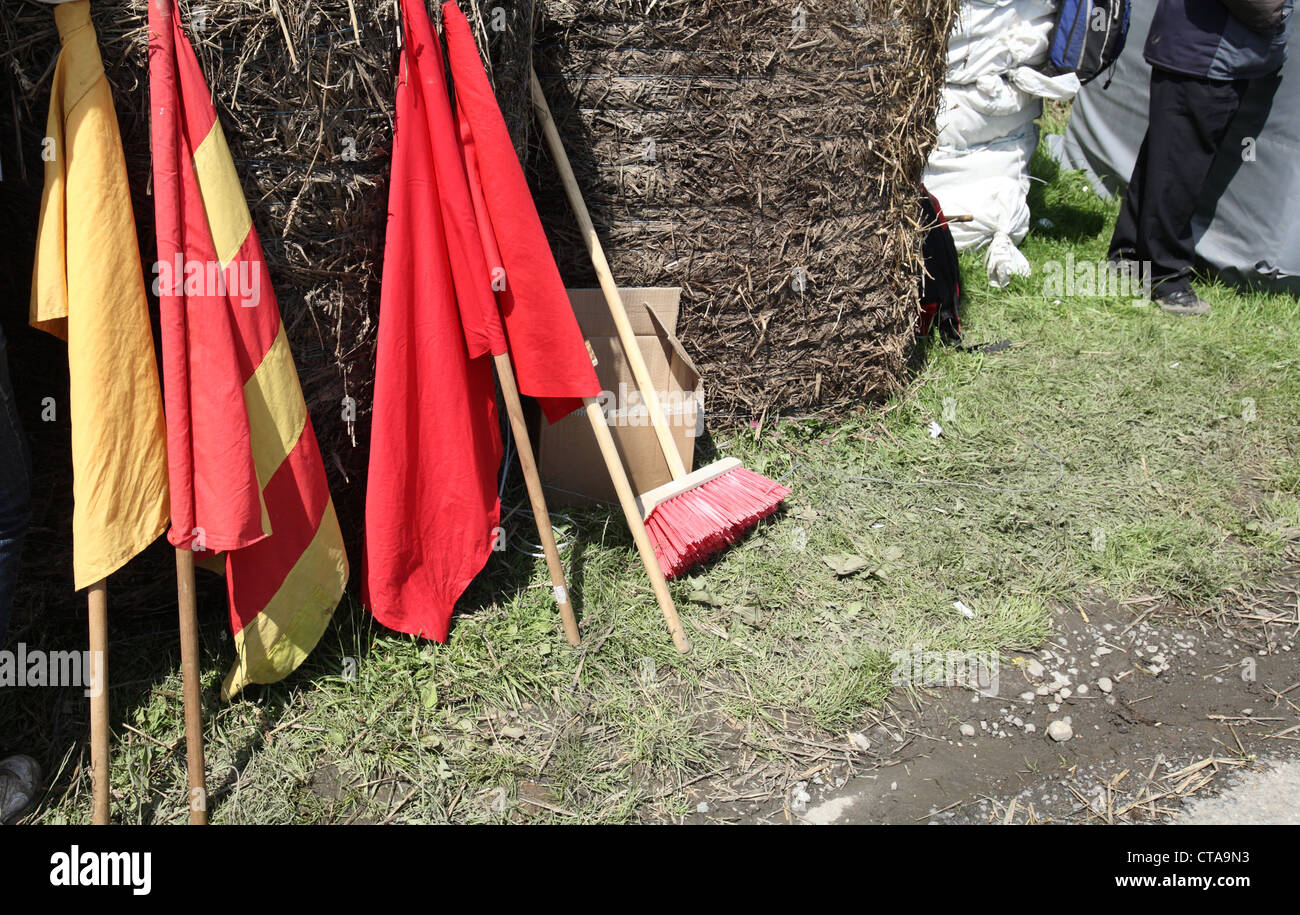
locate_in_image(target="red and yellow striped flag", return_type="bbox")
[149,0,348,699]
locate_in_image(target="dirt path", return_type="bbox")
[695,552,1300,825]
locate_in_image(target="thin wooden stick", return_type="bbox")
[583,399,688,652]
[493,353,581,646]
[87,579,109,825]
[175,548,208,824]
[532,70,687,480]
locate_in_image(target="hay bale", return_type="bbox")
[0,0,953,524]
[530,0,956,420]
[0,0,536,540]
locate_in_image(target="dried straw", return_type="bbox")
[0,0,536,540]
[531,0,957,418]
[0,0,954,536]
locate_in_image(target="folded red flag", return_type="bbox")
[363,0,505,640]
[441,1,601,423]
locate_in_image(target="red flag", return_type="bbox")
[441,1,601,423]
[149,0,348,698]
[362,0,505,640]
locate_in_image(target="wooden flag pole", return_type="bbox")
[583,399,689,652]
[87,579,110,824]
[152,0,208,828]
[493,353,581,646]
[175,548,208,824]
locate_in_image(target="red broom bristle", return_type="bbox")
[644,467,791,578]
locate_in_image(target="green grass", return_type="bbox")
[10,112,1300,824]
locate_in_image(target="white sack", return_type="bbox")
[945,0,1058,83]
[936,77,1039,147]
[925,127,1037,249]
[924,0,1079,283]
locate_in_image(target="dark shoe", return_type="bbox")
[1155,289,1211,316]
[0,755,40,823]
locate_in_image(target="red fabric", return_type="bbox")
[362,0,504,640]
[442,1,601,424]
[149,0,343,640]
[150,2,263,555]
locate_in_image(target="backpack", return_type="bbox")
[1045,0,1131,86]
[916,188,963,344]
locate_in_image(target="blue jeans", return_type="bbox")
[0,326,30,646]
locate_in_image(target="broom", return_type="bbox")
[530,70,791,578]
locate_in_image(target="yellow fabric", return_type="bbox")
[30,1,169,590]
[244,326,308,492]
[221,500,348,700]
[191,120,253,267]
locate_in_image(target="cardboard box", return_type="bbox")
[537,288,701,508]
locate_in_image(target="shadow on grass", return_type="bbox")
[1025,146,1112,243]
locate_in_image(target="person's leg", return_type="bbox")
[1107,132,1149,263]
[0,325,31,646]
[1136,68,1248,297]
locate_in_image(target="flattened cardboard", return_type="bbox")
[537,287,700,507]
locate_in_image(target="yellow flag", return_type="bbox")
[30,1,168,590]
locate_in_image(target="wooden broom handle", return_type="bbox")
[531,70,689,482]
[584,398,688,652]
[494,353,581,646]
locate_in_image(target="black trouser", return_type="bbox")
[1108,67,1248,296]
[0,326,30,645]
